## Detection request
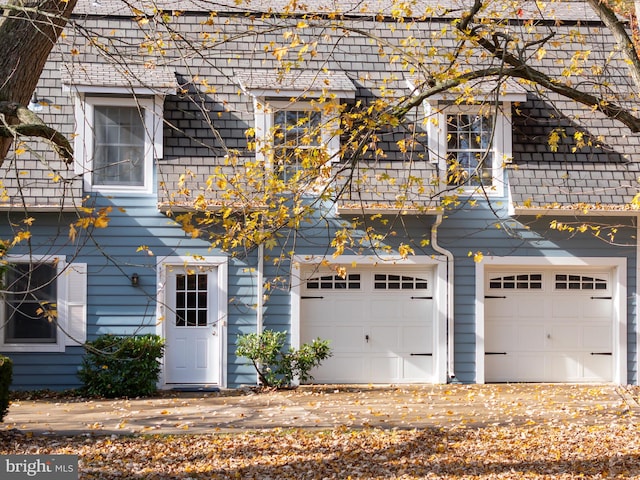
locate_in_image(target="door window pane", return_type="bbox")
[175,273,208,327]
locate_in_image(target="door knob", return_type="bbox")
[365,335,369,343]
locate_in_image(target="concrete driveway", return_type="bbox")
[4,384,639,436]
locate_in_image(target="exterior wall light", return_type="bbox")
[131,273,139,287]
[28,92,43,112]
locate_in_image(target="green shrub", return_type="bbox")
[236,329,331,388]
[79,334,164,398]
[0,355,12,421]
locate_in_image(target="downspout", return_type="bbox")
[257,243,264,335]
[431,213,457,383]
[256,242,265,386]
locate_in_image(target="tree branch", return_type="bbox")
[448,0,640,133]
[585,0,640,93]
[0,101,73,162]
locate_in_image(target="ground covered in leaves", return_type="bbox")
[1,423,640,479]
[2,384,640,478]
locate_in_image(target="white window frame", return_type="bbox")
[427,101,513,197]
[0,256,87,353]
[74,95,163,195]
[254,99,341,188]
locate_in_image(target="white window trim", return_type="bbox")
[427,101,513,197]
[254,98,341,185]
[74,94,163,195]
[0,256,87,353]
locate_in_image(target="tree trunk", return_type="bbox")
[0,0,77,161]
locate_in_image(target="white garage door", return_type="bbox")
[300,267,436,384]
[485,269,614,382]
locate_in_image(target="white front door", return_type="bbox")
[164,266,220,384]
[300,267,436,384]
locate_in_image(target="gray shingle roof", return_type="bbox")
[3,0,639,212]
[61,62,177,93]
[74,0,603,22]
[237,70,356,98]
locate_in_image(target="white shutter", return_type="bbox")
[61,263,87,347]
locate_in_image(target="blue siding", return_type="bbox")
[0,191,262,389]
[3,195,637,389]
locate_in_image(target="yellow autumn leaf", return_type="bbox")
[93,216,110,229]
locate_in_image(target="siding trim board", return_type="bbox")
[475,256,627,384]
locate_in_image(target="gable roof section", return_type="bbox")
[237,70,356,98]
[61,62,177,95]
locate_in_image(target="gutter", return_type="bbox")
[431,213,457,383]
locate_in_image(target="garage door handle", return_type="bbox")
[485,295,507,299]
[590,352,612,356]
[410,353,432,356]
[590,296,612,300]
[411,296,433,299]
[301,296,324,299]
[486,352,507,355]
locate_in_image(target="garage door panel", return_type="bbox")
[549,325,583,350]
[583,325,611,349]
[402,299,431,319]
[301,266,435,384]
[485,355,513,382]
[583,354,612,380]
[518,325,545,351]
[515,297,546,316]
[547,354,581,381]
[585,299,613,318]
[370,355,398,382]
[370,326,399,352]
[552,297,583,318]
[370,299,401,320]
[303,326,365,353]
[486,299,514,318]
[311,355,365,383]
[402,326,433,353]
[333,298,371,319]
[403,355,433,380]
[517,353,547,381]
[485,268,614,383]
[485,323,515,351]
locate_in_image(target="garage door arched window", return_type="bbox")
[489,273,542,290]
[374,274,429,290]
[555,274,608,291]
[306,274,361,290]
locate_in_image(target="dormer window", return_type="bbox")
[446,111,494,187]
[74,96,160,194]
[92,103,148,188]
[61,62,176,195]
[273,108,323,182]
[238,70,356,191]
[423,78,527,197]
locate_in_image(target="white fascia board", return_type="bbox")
[246,88,356,99]
[514,207,640,217]
[62,85,175,95]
